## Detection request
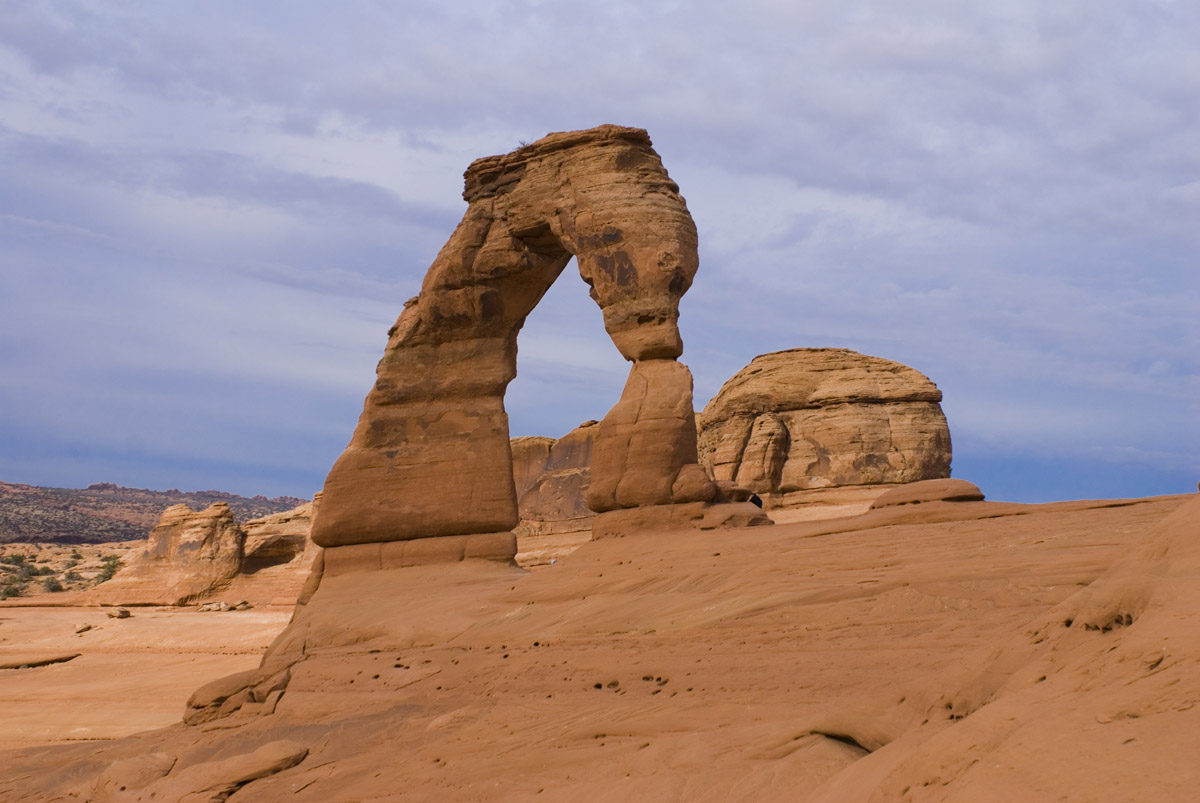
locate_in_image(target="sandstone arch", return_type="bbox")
[312,125,765,554]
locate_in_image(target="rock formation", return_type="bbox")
[89,503,244,606]
[241,501,318,575]
[220,499,321,605]
[698,348,952,504]
[869,478,984,508]
[511,436,556,500]
[514,421,596,537]
[177,125,769,728]
[311,124,767,557]
[512,423,598,567]
[88,500,319,607]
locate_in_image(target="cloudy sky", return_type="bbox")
[1,1,1196,503]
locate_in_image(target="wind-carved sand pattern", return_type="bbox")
[1,126,1198,801]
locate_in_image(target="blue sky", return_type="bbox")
[1,1,1196,503]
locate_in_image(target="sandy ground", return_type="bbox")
[0,606,291,751]
[1,494,1198,801]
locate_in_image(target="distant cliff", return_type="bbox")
[0,480,306,544]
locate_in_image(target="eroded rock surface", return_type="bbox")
[90,503,244,606]
[515,422,596,536]
[699,348,952,501]
[221,499,321,605]
[84,500,319,608]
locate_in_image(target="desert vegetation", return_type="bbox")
[0,544,132,598]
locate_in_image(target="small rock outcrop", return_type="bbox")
[90,503,244,606]
[220,499,321,605]
[870,479,984,509]
[515,422,597,536]
[698,349,952,503]
[88,500,319,607]
[241,501,318,574]
[512,423,598,568]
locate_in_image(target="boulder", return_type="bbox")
[698,349,952,500]
[89,503,244,606]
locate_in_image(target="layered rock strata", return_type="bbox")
[698,348,952,504]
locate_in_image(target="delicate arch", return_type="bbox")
[311,126,724,548]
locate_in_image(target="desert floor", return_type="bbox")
[0,605,291,751]
[1,493,1198,801]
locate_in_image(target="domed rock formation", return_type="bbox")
[698,348,952,507]
[90,503,244,606]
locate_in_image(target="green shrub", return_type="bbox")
[64,570,81,582]
[95,555,123,584]
[0,554,26,566]
[43,577,63,593]
[70,551,82,560]
[1,582,24,599]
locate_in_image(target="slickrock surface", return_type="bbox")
[313,125,761,554]
[698,349,951,502]
[0,606,290,751]
[88,503,245,606]
[2,493,1196,800]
